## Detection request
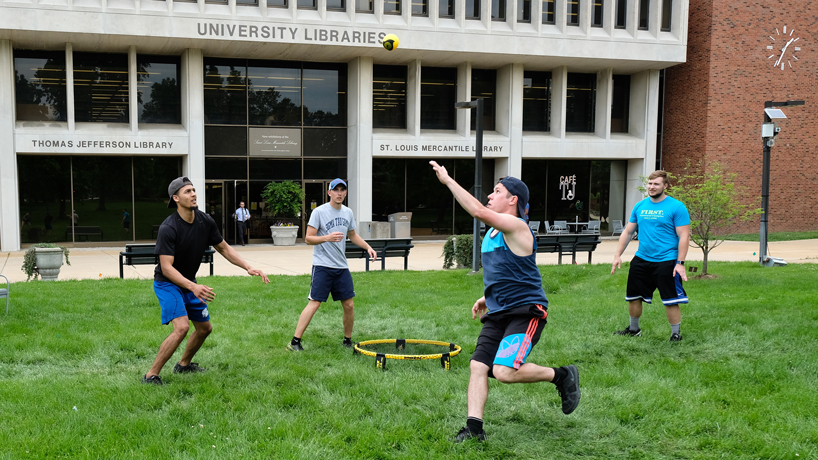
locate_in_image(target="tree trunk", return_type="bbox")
[702,249,709,275]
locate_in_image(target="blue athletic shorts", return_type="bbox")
[154,281,211,325]
[308,266,355,303]
[471,304,548,377]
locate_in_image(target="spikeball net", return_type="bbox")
[353,339,462,370]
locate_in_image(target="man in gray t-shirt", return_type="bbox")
[287,179,376,352]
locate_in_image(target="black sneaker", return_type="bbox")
[555,364,581,415]
[142,374,163,385]
[670,333,683,342]
[173,362,206,374]
[342,338,353,348]
[286,342,304,351]
[615,327,642,337]
[452,426,486,443]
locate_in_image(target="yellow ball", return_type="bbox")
[383,34,399,51]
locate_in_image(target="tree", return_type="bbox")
[644,162,762,275]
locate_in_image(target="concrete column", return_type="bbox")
[407,59,421,137]
[0,40,21,251]
[498,63,524,177]
[456,62,471,136]
[183,49,206,193]
[347,56,374,221]
[66,43,75,132]
[551,65,567,139]
[609,159,627,224]
[595,67,612,139]
[129,46,138,132]
[623,69,660,214]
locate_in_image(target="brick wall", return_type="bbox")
[662,0,818,233]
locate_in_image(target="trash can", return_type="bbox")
[388,212,412,238]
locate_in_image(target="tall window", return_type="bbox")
[303,63,347,127]
[567,0,579,26]
[439,0,454,16]
[638,0,649,29]
[204,59,247,125]
[13,49,67,122]
[517,0,530,22]
[136,55,181,124]
[522,71,551,132]
[356,0,373,12]
[661,0,672,31]
[542,0,554,23]
[611,74,630,133]
[566,73,595,133]
[248,61,302,126]
[384,0,400,14]
[615,0,626,28]
[471,69,496,131]
[412,0,428,15]
[466,0,479,19]
[591,0,603,27]
[491,0,505,20]
[73,52,129,123]
[421,67,456,130]
[373,65,407,129]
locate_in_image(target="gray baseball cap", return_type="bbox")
[167,176,193,208]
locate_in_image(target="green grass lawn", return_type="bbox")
[2,263,817,459]
[722,231,818,242]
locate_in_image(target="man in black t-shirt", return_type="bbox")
[142,177,270,386]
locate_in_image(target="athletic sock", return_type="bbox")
[291,337,301,346]
[630,316,641,331]
[551,366,568,386]
[671,323,681,335]
[466,417,484,434]
[344,336,351,341]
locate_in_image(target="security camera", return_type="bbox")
[774,126,782,133]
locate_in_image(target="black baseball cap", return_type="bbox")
[167,176,193,208]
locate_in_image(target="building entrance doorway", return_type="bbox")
[303,180,345,230]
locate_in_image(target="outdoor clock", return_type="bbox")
[766,25,801,71]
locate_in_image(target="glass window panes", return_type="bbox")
[237,0,257,5]
[542,0,554,23]
[661,0,672,31]
[638,0,649,29]
[384,0,400,14]
[73,52,129,123]
[491,0,505,20]
[302,63,347,127]
[421,67,457,130]
[133,156,183,239]
[470,69,496,131]
[373,65,407,129]
[298,0,316,7]
[592,0,603,27]
[523,71,551,132]
[327,0,344,9]
[439,0,453,17]
[466,0,479,19]
[13,50,67,122]
[204,59,247,125]
[70,156,133,243]
[615,0,626,28]
[268,0,286,7]
[303,129,347,157]
[248,62,302,126]
[611,74,630,133]
[17,155,71,244]
[249,158,302,180]
[567,0,579,26]
[566,73,596,133]
[303,158,347,179]
[517,0,531,22]
[136,55,181,124]
[205,126,248,156]
[412,0,427,15]
[356,0,373,12]
[205,158,248,180]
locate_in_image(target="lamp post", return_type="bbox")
[455,98,484,274]
[759,100,804,267]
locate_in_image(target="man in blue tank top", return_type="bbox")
[611,170,691,342]
[430,161,581,443]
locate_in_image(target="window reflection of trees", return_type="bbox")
[137,58,182,124]
[73,53,129,124]
[14,53,68,122]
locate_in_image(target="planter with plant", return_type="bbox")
[22,243,71,281]
[261,180,305,245]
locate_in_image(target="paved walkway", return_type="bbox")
[1,238,817,283]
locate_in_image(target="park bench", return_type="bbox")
[535,234,601,265]
[345,238,414,271]
[65,226,103,241]
[119,243,215,279]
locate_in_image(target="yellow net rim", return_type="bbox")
[353,339,462,360]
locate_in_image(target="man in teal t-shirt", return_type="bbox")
[611,170,691,342]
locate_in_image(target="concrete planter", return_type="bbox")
[271,226,299,246]
[34,247,65,281]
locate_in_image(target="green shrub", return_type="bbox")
[21,242,71,281]
[261,180,305,218]
[442,234,482,269]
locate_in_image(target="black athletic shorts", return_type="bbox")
[626,255,689,306]
[471,304,547,378]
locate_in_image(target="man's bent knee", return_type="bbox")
[493,365,517,383]
[194,321,213,335]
